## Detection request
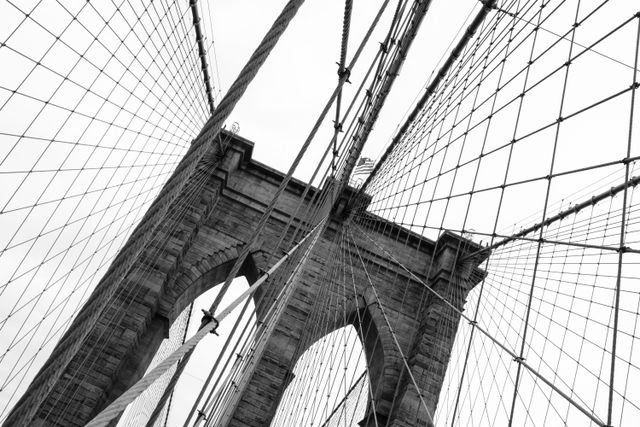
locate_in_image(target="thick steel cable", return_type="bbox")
[84,219,325,427]
[189,0,216,115]
[151,87,360,423]
[2,1,307,423]
[151,8,399,417]
[206,217,328,426]
[0,0,205,346]
[337,0,434,185]
[364,3,637,217]
[248,2,432,418]
[186,117,348,425]
[331,0,353,176]
[44,141,233,425]
[358,0,499,195]
[204,0,392,319]
[338,7,506,422]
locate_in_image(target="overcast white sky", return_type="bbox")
[1,0,639,426]
[120,1,485,425]
[206,0,481,178]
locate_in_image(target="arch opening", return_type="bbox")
[270,323,375,427]
[117,254,260,427]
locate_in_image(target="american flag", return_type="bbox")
[349,157,375,188]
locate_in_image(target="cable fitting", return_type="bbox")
[468,320,478,326]
[196,409,208,421]
[339,67,351,82]
[513,356,525,363]
[200,309,219,334]
[618,246,629,253]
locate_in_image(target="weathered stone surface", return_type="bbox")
[5,132,486,427]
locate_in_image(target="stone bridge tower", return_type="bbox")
[5,132,487,427]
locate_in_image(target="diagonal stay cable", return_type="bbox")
[350,222,606,426]
[2,1,308,423]
[84,218,326,427]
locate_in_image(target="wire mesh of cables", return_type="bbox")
[1,0,639,426]
[0,0,430,422]
[0,0,212,421]
[350,0,640,425]
[319,372,369,427]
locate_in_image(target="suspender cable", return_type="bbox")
[3,1,307,424]
[331,0,353,177]
[85,219,325,427]
[142,4,397,420]
[358,0,498,195]
[352,223,606,426]
[337,0,435,186]
[190,0,216,115]
[203,0,392,325]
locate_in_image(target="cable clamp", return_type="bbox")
[339,67,351,82]
[468,320,478,326]
[196,409,208,421]
[201,309,219,334]
[513,356,525,363]
[618,246,629,253]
